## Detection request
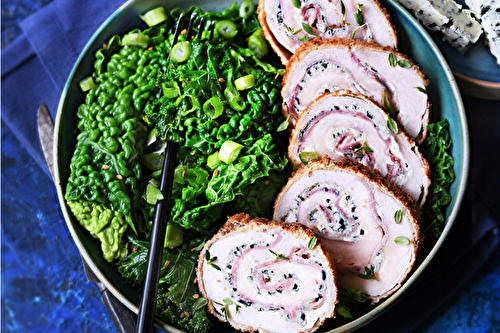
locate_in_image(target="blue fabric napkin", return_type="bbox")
[2,0,123,177]
[1,0,499,332]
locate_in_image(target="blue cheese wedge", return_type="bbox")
[397,0,483,52]
[466,0,500,65]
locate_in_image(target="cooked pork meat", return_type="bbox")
[282,38,430,144]
[288,90,430,205]
[273,158,422,302]
[197,213,338,333]
[258,0,398,64]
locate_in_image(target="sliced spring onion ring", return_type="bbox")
[203,96,224,119]
[79,77,95,92]
[219,140,243,164]
[299,151,319,165]
[248,30,269,58]
[207,151,221,169]
[234,74,255,90]
[143,181,164,205]
[170,41,192,62]
[140,7,168,26]
[141,153,163,170]
[164,224,183,248]
[146,127,158,146]
[162,81,180,98]
[239,0,255,19]
[122,33,150,48]
[176,94,199,115]
[215,20,238,40]
[224,86,246,111]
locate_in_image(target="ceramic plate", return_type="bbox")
[54,0,469,332]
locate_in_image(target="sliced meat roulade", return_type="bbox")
[197,213,338,333]
[288,90,430,205]
[282,38,430,144]
[273,158,422,302]
[257,0,398,64]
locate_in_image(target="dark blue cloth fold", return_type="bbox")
[1,0,499,331]
[1,0,123,178]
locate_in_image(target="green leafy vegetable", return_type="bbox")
[67,200,128,262]
[422,118,455,238]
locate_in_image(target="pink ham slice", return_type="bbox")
[273,158,421,302]
[257,0,397,64]
[288,90,430,205]
[282,38,430,144]
[197,213,338,333]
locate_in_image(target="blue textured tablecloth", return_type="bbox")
[2,0,500,332]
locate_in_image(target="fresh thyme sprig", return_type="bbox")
[357,265,378,280]
[269,249,290,261]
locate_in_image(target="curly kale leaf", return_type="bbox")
[67,200,128,262]
[422,118,455,238]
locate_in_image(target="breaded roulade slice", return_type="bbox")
[258,0,398,65]
[288,90,430,206]
[274,157,422,302]
[197,213,338,333]
[282,38,430,144]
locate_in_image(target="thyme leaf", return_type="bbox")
[394,209,402,224]
[354,3,364,25]
[292,0,301,9]
[354,142,373,156]
[277,114,290,132]
[416,86,426,93]
[388,52,397,67]
[394,236,410,245]
[308,236,318,250]
[397,59,411,68]
[302,22,317,36]
[387,117,398,134]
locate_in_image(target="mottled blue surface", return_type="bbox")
[1,1,500,333]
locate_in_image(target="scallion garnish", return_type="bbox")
[207,151,221,170]
[140,7,168,26]
[170,41,192,63]
[162,81,180,98]
[122,33,149,48]
[248,30,269,58]
[235,74,255,90]
[239,0,255,19]
[143,181,164,205]
[224,86,246,111]
[203,96,223,119]
[216,20,238,40]
[219,140,243,164]
[79,76,95,92]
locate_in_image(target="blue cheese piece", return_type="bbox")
[397,0,483,52]
[466,0,500,65]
